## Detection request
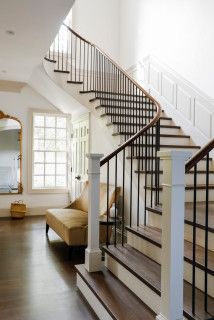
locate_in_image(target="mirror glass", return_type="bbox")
[0,113,22,194]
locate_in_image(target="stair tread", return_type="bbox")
[126,225,214,272]
[128,156,212,161]
[136,169,214,173]
[104,244,214,319]
[75,264,155,320]
[80,90,143,98]
[113,132,190,137]
[132,144,200,149]
[54,69,69,73]
[146,203,214,231]
[146,184,214,191]
[90,96,153,104]
[95,104,158,111]
[101,113,171,120]
[107,122,180,129]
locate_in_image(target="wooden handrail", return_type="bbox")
[185,138,214,172]
[63,23,160,106]
[62,23,161,166]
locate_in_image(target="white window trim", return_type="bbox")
[28,109,71,194]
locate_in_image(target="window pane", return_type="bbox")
[34,164,44,175]
[34,127,44,139]
[56,176,66,187]
[45,140,55,151]
[57,117,66,128]
[56,128,66,140]
[45,176,55,187]
[56,140,66,151]
[56,152,66,163]
[45,152,55,163]
[46,116,55,127]
[34,139,44,150]
[45,164,55,175]
[45,128,55,139]
[56,164,66,175]
[34,115,44,127]
[34,152,44,163]
[33,176,44,188]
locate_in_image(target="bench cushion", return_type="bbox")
[46,208,88,246]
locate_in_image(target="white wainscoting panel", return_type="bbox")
[177,87,192,120]
[195,100,212,138]
[133,55,214,152]
[161,74,175,105]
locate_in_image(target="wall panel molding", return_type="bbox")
[129,55,214,150]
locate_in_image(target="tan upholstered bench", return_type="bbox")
[46,181,120,249]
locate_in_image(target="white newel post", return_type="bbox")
[156,150,191,320]
[85,153,104,272]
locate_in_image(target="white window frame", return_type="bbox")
[28,109,71,194]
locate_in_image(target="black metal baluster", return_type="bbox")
[130,143,133,227]
[106,161,109,247]
[204,154,209,311]
[114,154,117,247]
[192,164,197,315]
[122,148,125,246]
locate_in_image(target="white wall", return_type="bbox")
[119,0,214,100]
[72,0,120,63]
[0,85,70,216]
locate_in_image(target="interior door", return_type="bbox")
[71,114,89,200]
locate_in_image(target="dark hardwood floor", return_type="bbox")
[0,216,98,320]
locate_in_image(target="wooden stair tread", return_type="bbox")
[80,90,143,98]
[136,169,214,174]
[132,144,200,149]
[100,113,171,120]
[54,69,69,73]
[107,122,180,129]
[75,264,155,320]
[114,132,190,138]
[145,184,214,191]
[90,96,153,104]
[104,244,214,319]
[95,104,157,112]
[126,225,214,272]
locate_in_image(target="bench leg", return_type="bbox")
[46,223,49,234]
[68,246,73,259]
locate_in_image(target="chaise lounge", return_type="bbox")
[46,181,120,249]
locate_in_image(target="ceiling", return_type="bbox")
[0,0,74,82]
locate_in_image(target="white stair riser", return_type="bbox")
[105,253,160,314]
[76,274,113,320]
[147,212,214,251]
[127,232,214,297]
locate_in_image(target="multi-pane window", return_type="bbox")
[32,113,68,189]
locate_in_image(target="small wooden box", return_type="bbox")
[10,201,26,219]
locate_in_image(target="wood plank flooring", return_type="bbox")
[0,216,97,320]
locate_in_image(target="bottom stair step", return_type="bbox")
[75,264,155,320]
[103,244,214,320]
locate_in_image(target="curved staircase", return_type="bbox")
[45,23,214,320]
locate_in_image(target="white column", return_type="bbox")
[156,150,191,320]
[85,153,104,272]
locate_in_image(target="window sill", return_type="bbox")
[28,188,69,195]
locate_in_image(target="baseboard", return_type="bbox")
[0,206,52,218]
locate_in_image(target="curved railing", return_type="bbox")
[45,23,162,237]
[185,138,214,315]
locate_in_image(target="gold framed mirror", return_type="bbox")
[0,111,23,194]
